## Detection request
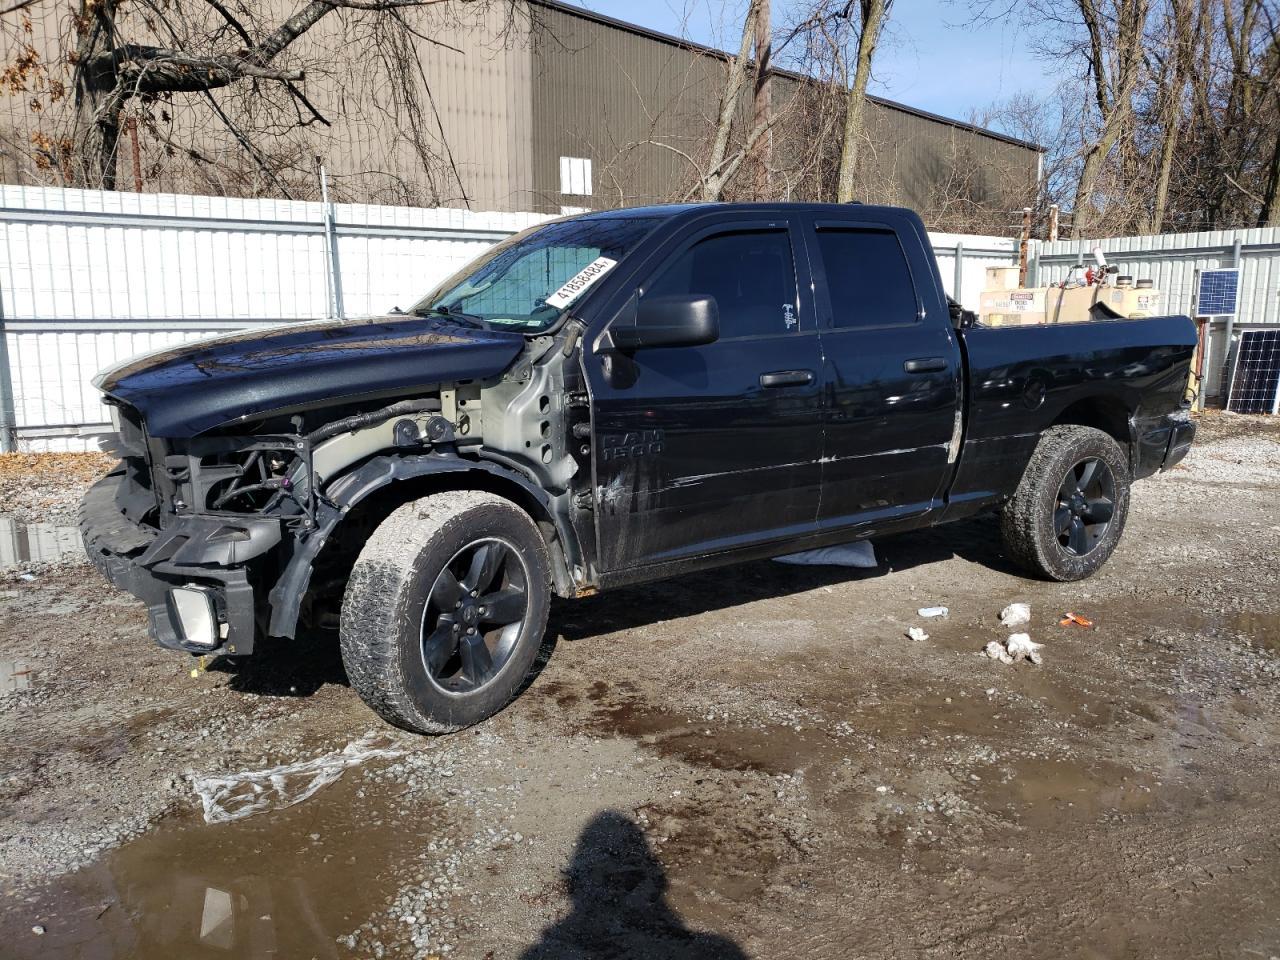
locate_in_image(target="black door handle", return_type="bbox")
[903,357,948,374]
[760,369,815,388]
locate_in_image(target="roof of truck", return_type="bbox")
[572,201,912,221]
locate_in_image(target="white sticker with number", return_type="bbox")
[545,256,618,309]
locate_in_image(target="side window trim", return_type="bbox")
[809,220,923,332]
[637,220,807,341]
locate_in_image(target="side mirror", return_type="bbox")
[611,295,719,350]
[947,296,978,329]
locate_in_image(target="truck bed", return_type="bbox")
[945,314,1198,519]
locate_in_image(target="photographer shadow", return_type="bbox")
[520,810,747,960]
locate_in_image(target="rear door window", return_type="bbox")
[815,227,919,329]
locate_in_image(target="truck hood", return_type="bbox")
[94,314,526,438]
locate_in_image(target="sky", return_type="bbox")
[576,0,1059,135]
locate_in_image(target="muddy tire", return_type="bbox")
[339,490,551,734]
[1000,425,1131,582]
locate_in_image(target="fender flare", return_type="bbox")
[266,452,584,638]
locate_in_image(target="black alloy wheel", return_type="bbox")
[999,424,1131,582]
[421,537,529,694]
[1054,457,1117,557]
[340,489,552,734]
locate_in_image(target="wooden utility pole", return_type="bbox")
[1048,203,1060,242]
[1018,207,1032,285]
[127,116,143,193]
[750,0,772,198]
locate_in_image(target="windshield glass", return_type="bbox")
[414,217,658,332]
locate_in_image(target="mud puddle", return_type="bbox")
[1224,609,1280,650]
[0,515,81,567]
[995,755,1156,825]
[0,772,443,960]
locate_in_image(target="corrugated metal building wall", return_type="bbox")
[523,1,1041,214]
[0,0,1040,216]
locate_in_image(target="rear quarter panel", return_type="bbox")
[947,314,1196,517]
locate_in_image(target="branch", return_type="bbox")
[199,89,296,198]
[388,7,471,206]
[647,140,706,179]
[200,0,254,45]
[1224,172,1265,205]
[83,46,305,94]
[284,81,332,126]
[0,0,37,15]
[323,0,455,9]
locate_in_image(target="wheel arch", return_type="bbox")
[1048,393,1136,465]
[266,454,583,639]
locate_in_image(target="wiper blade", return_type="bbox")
[414,305,487,328]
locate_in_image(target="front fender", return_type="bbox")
[265,452,583,638]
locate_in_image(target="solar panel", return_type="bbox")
[1196,268,1240,316]
[1226,329,1280,414]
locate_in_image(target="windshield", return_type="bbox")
[414,217,658,332]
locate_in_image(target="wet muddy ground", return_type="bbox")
[1,413,1278,959]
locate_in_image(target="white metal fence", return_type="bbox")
[0,186,550,451]
[0,186,1017,451]
[1033,227,1280,399]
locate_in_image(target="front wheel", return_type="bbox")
[1000,425,1131,582]
[340,490,551,734]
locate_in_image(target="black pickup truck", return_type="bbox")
[81,203,1196,733]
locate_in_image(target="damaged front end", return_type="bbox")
[80,325,596,659]
[82,404,330,655]
[81,386,496,655]
[79,313,536,656]
[79,215,659,658]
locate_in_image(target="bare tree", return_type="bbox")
[835,0,891,204]
[697,0,775,200]
[1148,0,1203,231]
[1059,0,1152,236]
[961,89,1082,234]
[2,0,515,199]
[748,0,773,197]
[973,0,1280,235]
[1254,4,1280,224]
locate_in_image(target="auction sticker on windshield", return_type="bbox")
[545,257,618,309]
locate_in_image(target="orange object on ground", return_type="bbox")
[1059,612,1093,627]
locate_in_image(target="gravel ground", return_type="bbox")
[0,453,113,526]
[0,412,1278,959]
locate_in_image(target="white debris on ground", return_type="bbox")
[985,634,1044,666]
[984,641,1014,664]
[1006,633,1044,664]
[906,626,929,642]
[190,733,408,824]
[774,541,877,568]
[1000,602,1031,627]
[918,606,949,618]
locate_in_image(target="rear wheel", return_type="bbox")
[339,490,551,734]
[1000,425,1131,581]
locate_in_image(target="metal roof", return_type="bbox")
[529,0,1045,154]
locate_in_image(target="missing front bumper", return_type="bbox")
[80,471,278,656]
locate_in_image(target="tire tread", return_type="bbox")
[339,490,548,734]
[999,424,1131,582]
